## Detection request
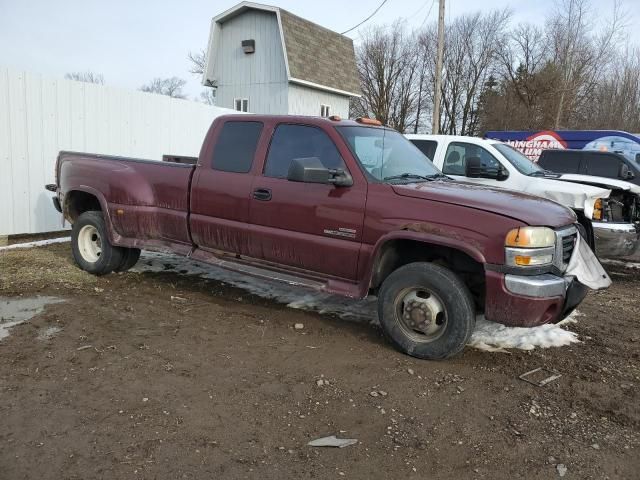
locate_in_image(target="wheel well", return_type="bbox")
[370,239,486,309]
[65,190,102,223]
[574,211,595,249]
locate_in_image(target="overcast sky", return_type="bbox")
[1,0,638,99]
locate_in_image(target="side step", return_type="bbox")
[189,248,327,291]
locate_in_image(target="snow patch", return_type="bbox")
[134,251,582,352]
[467,312,581,352]
[37,325,62,340]
[0,237,70,251]
[601,259,640,269]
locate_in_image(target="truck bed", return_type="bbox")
[57,151,195,247]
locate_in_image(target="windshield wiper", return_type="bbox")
[426,172,449,179]
[383,173,442,182]
[528,170,554,177]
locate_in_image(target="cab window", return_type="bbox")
[442,142,499,176]
[211,121,263,173]
[264,124,346,178]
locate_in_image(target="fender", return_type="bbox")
[63,186,121,245]
[358,228,488,294]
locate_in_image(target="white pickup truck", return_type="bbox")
[406,134,640,261]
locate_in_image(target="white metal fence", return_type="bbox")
[0,67,234,236]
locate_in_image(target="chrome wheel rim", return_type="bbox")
[78,225,102,263]
[394,287,447,342]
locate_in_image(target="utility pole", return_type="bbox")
[432,0,445,134]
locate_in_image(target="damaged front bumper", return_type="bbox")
[485,272,588,327]
[485,230,608,327]
[592,221,640,261]
[505,273,588,317]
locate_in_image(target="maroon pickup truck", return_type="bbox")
[50,114,591,360]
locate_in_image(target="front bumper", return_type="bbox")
[592,222,640,261]
[484,271,588,327]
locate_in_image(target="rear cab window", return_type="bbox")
[539,151,582,174]
[585,153,622,178]
[264,124,346,178]
[212,121,263,173]
[411,139,438,160]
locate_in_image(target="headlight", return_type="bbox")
[505,227,556,267]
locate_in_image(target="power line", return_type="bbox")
[340,0,391,35]
[419,0,437,28]
[409,0,432,18]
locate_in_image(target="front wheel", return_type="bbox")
[378,262,475,360]
[71,211,124,275]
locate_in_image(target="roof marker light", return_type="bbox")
[355,117,382,126]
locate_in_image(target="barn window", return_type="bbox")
[234,98,249,112]
[320,104,331,118]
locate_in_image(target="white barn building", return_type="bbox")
[203,2,361,118]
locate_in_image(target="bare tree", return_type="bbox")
[188,49,207,76]
[140,77,187,99]
[479,23,560,131]
[416,9,510,135]
[64,71,104,84]
[199,88,216,105]
[582,46,640,131]
[354,22,421,132]
[549,0,625,128]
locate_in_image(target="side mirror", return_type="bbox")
[465,157,506,180]
[287,157,353,187]
[619,163,634,180]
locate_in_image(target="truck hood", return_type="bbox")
[521,176,611,218]
[557,174,640,195]
[391,181,576,228]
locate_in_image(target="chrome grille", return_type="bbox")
[554,226,578,271]
[562,233,577,264]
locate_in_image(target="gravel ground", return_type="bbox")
[1,243,639,479]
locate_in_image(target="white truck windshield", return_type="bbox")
[493,143,545,176]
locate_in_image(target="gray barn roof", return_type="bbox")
[207,2,361,97]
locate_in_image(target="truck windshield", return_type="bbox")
[493,143,545,176]
[336,126,443,182]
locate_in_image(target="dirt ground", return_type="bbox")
[1,243,639,480]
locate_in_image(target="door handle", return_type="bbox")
[252,188,272,201]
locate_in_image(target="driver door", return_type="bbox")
[246,123,366,280]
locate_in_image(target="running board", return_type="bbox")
[189,248,327,291]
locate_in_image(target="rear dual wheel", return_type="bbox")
[72,211,140,275]
[378,262,475,360]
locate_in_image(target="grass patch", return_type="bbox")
[0,243,96,293]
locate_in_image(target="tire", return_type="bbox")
[71,211,124,275]
[114,248,141,272]
[377,262,475,360]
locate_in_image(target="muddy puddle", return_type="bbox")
[0,296,65,340]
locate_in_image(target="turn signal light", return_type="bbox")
[593,199,603,220]
[355,117,382,126]
[513,254,553,266]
